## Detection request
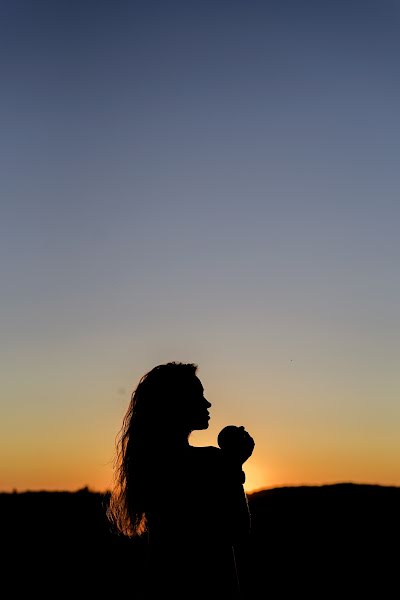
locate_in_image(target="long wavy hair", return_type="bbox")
[106,361,198,537]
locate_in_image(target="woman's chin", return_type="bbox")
[194,420,210,430]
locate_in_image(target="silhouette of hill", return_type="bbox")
[2,483,398,597]
[241,483,400,596]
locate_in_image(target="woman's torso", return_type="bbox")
[143,445,241,598]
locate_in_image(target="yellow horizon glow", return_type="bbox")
[2,360,400,494]
[3,452,400,494]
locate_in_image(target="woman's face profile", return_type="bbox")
[180,375,211,431]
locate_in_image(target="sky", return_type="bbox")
[1,0,400,493]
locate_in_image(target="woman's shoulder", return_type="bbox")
[188,444,221,462]
[189,444,221,456]
[188,445,224,471]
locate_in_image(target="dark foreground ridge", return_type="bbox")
[3,483,399,597]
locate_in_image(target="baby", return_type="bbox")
[218,425,255,470]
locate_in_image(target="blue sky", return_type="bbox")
[1,0,400,491]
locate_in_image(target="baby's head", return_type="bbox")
[217,425,244,450]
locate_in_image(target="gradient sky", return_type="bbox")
[1,0,400,493]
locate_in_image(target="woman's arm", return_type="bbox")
[217,427,255,543]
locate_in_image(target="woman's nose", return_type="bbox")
[205,399,211,408]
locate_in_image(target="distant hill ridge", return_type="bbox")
[3,479,400,496]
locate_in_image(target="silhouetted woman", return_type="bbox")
[107,362,254,599]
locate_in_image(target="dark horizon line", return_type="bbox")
[2,479,400,495]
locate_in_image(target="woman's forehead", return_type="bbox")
[190,376,204,392]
